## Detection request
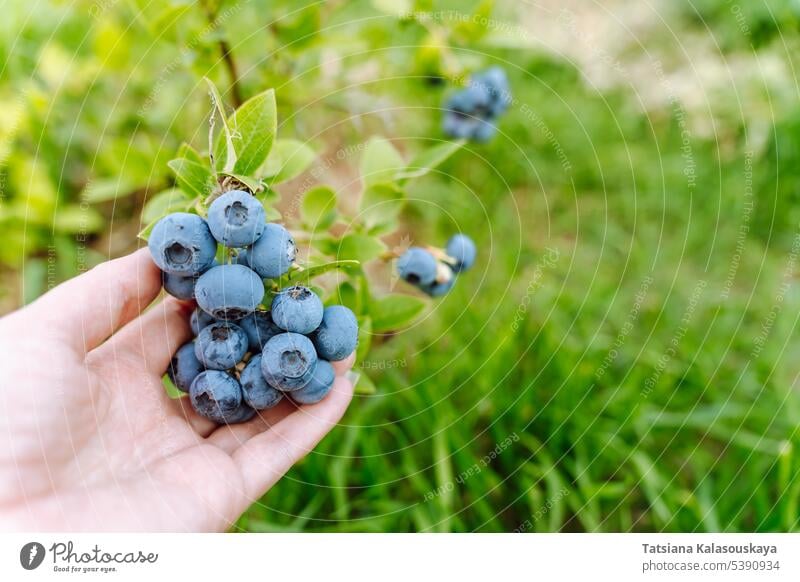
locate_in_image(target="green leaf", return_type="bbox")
[216,88,278,176]
[328,281,360,313]
[206,77,237,172]
[177,142,205,165]
[370,294,426,332]
[261,139,316,183]
[301,185,337,231]
[354,372,377,395]
[396,140,465,183]
[336,234,386,264]
[82,178,134,203]
[168,156,215,199]
[138,216,161,241]
[142,188,192,224]
[360,182,404,230]
[361,137,405,187]
[284,260,361,284]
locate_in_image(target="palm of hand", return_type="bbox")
[0,250,354,531]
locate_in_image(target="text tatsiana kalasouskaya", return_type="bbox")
[642,543,777,557]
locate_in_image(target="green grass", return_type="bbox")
[236,41,800,532]
[2,0,800,532]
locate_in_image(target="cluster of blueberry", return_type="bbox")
[148,190,358,424]
[443,67,511,142]
[397,234,476,296]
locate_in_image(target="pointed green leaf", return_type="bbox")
[215,88,277,176]
[361,137,405,187]
[301,185,338,231]
[396,140,464,183]
[285,260,361,284]
[328,281,361,313]
[336,234,386,264]
[370,294,426,332]
[360,182,404,230]
[137,217,160,241]
[142,188,192,224]
[177,142,205,165]
[168,156,216,198]
[262,139,316,183]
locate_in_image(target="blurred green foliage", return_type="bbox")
[2,0,800,532]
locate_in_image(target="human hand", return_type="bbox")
[0,249,355,531]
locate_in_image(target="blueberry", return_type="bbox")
[189,370,243,423]
[397,247,437,286]
[223,402,257,424]
[271,286,324,334]
[207,190,266,248]
[194,321,248,370]
[261,332,318,391]
[235,249,249,266]
[473,66,511,116]
[162,271,198,300]
[240,354,284,410]
[290,360,335,405]
[421,269,456,297]
[238,310,283,352]
[162,260,219,300]
[148,213,217,275]
[312,305,358,361]
[190,308,216,336]
[472,120,498,143]
[167,342,205,393]
[245,223,296,278]
[195,264,265,320]
[445,234,476,272]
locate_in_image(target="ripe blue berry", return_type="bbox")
[162,260,219,300]
[148,213,217,275]
[207,190,266,248]
[421,270,456,297]
[162,271,197,300]
[194,321,248,370]
[167,342,205,393]
[445,234,476,272]
[473,66,511,116]
[240,354,284,410]
[238,310,283,352]
[190,308,216,336]
[472,120,497,143]
[271,286,324,334]
[189,370,244,424]
[291,360,335,404]
[195,264,265,320]
[223,402,257,424]
[312,305,358,361]
[245,223,296,278]
[397,247,437,286]
[261,332,318,391]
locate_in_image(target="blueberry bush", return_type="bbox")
[4,0,800,533]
